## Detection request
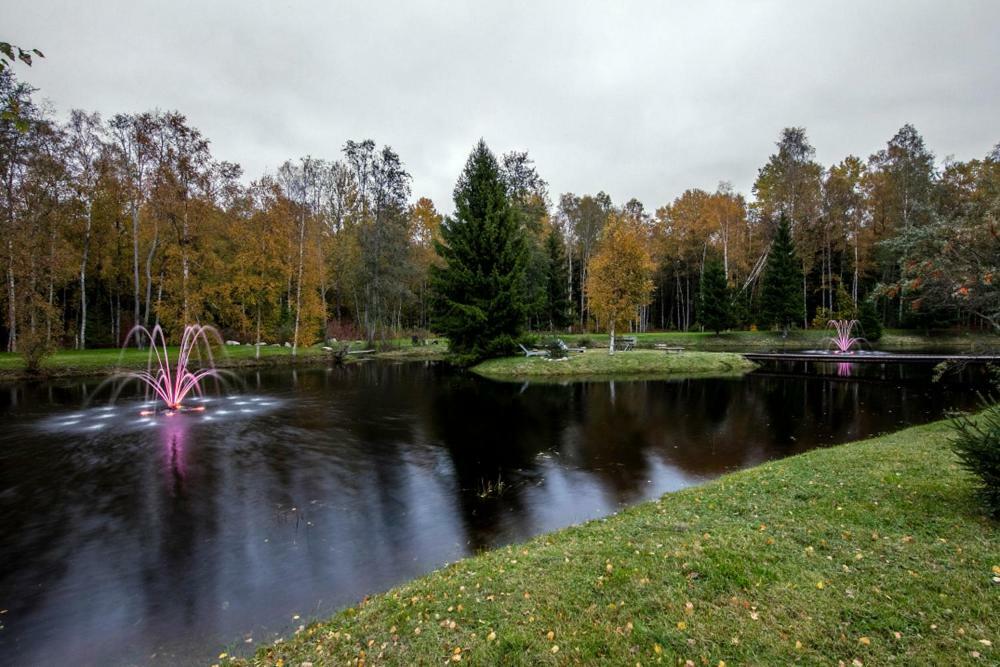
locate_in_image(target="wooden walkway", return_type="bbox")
[743,352,1000,365]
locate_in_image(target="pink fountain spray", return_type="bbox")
[827,319,866,354]
[123,324,223,413]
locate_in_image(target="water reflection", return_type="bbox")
[0,360,986,666]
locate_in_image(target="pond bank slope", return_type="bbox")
[472,349,756,379]
[0,344,446,380]
[226,418,998,666]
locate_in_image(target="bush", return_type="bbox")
[18,326,55,374]
[858,299,883,342]
[577,337,593,348]
[951,404,1000,517]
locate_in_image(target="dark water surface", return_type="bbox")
[0,359,987,665]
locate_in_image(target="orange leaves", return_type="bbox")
[586,213,655,334]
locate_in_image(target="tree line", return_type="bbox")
[2,66,999,357]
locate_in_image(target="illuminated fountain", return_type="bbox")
[827,319,865,354]
[122,324,223,414]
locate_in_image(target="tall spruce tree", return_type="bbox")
[759,215,803,331]
[699,260,731,334]
[431,140,527,361]
[544,228,571,330]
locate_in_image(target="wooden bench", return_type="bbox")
[615,336,637,352]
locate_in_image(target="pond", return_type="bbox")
[0,359,988,665]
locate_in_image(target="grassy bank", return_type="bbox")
[473,349,756,380]
[226,418,998,666]
[553,329,1000,352]
[0,341,447,380]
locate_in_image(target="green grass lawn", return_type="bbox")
[0,340,448,379]
[0,344,331,378]
[472,349,756,380]
[225,418,998,666]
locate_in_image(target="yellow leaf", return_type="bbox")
[551,645,560,653]
[654,643,662,654]
[546,631,555,641]
[859,636,871,646]
[487,631,496,642]
[816,581,825,589]
[677,621,688,630]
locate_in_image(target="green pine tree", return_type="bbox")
[759,215,803,331]
[544,229,571,330]
[431,140,527,361]
[858,298,883,341]
[699,260,731,334]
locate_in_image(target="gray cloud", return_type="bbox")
[8,0,1000,212]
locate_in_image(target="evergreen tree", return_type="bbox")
[759,215,803,330]
[544,229,571,329]
[430,140,527,361]
[699,260,731,334]
[857,298,883,341]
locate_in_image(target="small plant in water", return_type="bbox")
[477,474,507,499]
[122,324,223,412]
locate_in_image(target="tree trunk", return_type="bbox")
[608,321,615,356]
[79,201,92,349]
[802,261,808,329]
[255,307,261,360]
[852,233,859,307]
[143,222,158,326]
[181,207,189,324]
[6,236,16,352]
[292,212,305,357]
[132,205,141,331]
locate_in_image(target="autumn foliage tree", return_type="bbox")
[586,213,655,354]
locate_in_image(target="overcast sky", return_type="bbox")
[8,1,1000,213]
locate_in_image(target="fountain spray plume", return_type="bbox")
[123,324,224,411]
[827,319,866,354]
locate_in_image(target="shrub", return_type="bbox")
[577,337,593,348]
[951,404,1000,517]
[858,299,883,342]
[18,325,55,374]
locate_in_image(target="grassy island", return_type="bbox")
[226,418,998,666]
[472,349,756,380]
